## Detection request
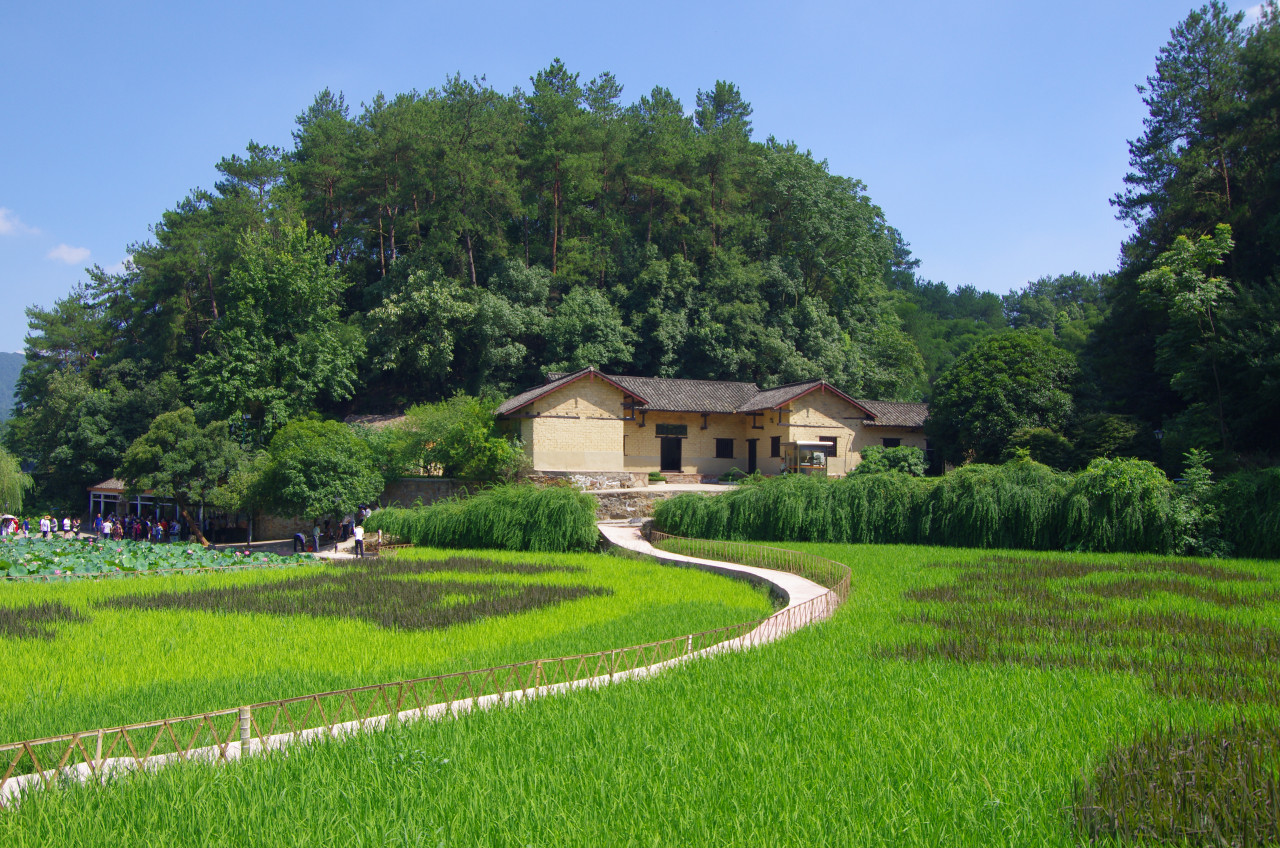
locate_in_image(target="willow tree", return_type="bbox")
[0,448,33,515]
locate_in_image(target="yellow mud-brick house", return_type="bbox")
[495,367,929,484]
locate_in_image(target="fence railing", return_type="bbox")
[0,533,849,806]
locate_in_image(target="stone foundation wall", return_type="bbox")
[525,471,649,490]
[379,477,477,508]
[593,491,677,521]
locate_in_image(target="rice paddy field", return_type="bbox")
[3,543,1279,847]
[0,547,774,744]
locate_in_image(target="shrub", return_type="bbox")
[850,445,926,477]
[647,472,667,483]
[1002,427,1076,470]
[654,456,1279,556]
[1213,467,1280,559]
[919,459,1069,550]
[1064,457,1176,553]
[366,484,599,552]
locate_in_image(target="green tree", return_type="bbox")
[0,447,33,514]
[544,286,634,372]
[254,419,384,523]
[388,394,526,482]
[117,408,247,546]
[1137,223,1235,449]
[191,223,363,432]
[927,333,1078,465]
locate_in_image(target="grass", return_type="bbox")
[0,547,773,744]
[1,544,1277,846]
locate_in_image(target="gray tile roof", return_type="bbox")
[856,399,929,429]
[739,380,825,412]
[496,368,925,428]
[605,374,759,413]
[494,368,608,415]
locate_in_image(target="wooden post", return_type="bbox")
[95,728,103,771]
[239,707,251,755]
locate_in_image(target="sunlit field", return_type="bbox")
[0,547,773,744]
[2,544,1277,846]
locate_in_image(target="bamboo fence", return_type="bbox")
[0,532,849,806]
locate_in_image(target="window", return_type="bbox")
[715,438,734,459]
[655,423,687,437]
[770,436,781,458]
[818,436,838,457]
[882,438,901,448]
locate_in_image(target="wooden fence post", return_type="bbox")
[239,707,251,755]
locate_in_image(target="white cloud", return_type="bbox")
[0,208,39,236]
[47,243,91,265]
[104,255,133,275]
[1245,3,1267,24]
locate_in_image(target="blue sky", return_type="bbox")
[0,1,1264,353]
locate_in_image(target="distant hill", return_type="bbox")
[0,352,23,422]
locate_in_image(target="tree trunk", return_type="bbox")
[465,231,477,285]
[180,502,211,547]
[207,270,220,321]
[551,177,560,274]
[377,215,387,278]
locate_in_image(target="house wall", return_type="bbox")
[519,376,628,472]
[784,390,870,476]
[622,412,761,476]
[503,377,927,477]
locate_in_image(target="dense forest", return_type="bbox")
[7,1,1280,510]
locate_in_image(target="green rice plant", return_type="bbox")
[8,543,1265,846]
[366,483,599,552]
[0,547,771,744]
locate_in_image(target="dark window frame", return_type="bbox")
[655,423,688,438]
[715,438,734,459]
[770,436,781,458]
[818,436,838,457]
[881,437,901,448]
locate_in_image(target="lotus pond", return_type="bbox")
[0,537,307,579]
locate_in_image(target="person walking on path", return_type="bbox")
[353,524,364,558]
[311,521,321,555]
[39,516,50,539]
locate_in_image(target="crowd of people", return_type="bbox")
[1,514,83,538]
[0,512,191,542]
[3,506,376,557]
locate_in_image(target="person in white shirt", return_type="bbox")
[39,516,51,539]
[353,524,365,558]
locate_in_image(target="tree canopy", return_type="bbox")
[927,333,1078,465]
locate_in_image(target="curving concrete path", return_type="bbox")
[2,525,834,805]
[597,522,829,609]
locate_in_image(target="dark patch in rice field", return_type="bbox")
[99,557,610,632]
[1073,722,1280,846]
[0,602,85,640]
[895,556,1279,703]
[376,556,586,576]
[895,555,1280,845]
